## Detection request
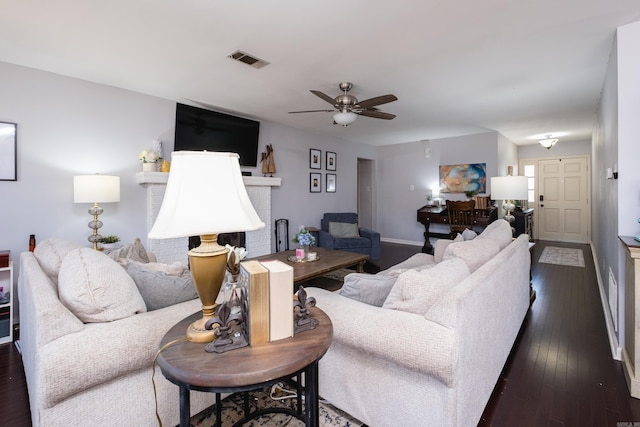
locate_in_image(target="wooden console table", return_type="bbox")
[416,205,498,253]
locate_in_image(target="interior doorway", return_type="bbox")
[357,158,375,230]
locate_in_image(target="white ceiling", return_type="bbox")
[1,0,639,146]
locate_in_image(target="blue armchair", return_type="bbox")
[319,212,380,260]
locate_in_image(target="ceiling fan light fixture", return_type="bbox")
[538,134,559,149]
[333,111,358,127]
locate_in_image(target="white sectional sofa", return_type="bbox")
[18,239,214,426]
[306,219,531,427]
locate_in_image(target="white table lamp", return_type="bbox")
[490,175,528,224]
[149,151,264,343]
[73,174,120,250]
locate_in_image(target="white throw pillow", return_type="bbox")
[442,238,500,272]
[58,248,146,322]
[382,258,470,315]
[379,252,435,275]
[33,238,83,285]
[328,222,360,238]
[433,234,464,263]
[338,273,399,307]
[476,219,513,250]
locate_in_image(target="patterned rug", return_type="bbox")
[321,268,355,282]
[538,246,585,267]
[191,385,364,426]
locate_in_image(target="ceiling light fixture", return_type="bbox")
[333,111,357,127]
[538,134,559,149]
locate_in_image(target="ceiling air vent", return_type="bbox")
[228,50,270,69]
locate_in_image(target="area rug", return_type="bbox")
[191,386,364,426]
[538,246,585,267]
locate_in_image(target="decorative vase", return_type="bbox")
[295,245,307,261]
[142,162,157,172]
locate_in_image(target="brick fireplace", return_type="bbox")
[136,172,281,264]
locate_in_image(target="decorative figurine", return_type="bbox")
[293,286,319,334]
[204,301,248,353]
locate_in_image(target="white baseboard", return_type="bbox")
[380,237,424,247]
[591,242,622,360]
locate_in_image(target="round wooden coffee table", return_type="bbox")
[157,307,333,427]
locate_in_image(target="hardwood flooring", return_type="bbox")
[2,240,640,426]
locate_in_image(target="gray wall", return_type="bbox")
[0,61,376,284]
[376,132,503,245]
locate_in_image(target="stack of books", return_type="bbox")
[239,260,294,346]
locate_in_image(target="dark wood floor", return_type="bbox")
[2,240,640,426]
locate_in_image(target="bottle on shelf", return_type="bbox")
[29,234,36,252]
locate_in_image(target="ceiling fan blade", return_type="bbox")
[310,90,337,105]
[357,109,396,120]
[357,94,398,108]
[288,109,335,114]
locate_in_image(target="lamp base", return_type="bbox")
[186,234,229,343]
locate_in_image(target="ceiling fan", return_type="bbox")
[289,82,398,127]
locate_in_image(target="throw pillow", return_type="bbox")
[378,253,435,275]
[124,261,198,311]
[108,237,152,263]
[476,219,513,250]
[338,273,399,307]
[442,238,500,272]
[382,257,470,315]
[328,222,360,238]
[58,248,147,323]
[33,238,83,285]
[433,234,464,263]
[461,228,477,240]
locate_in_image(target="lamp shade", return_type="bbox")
[333,111,357,126]
[73,175,120,203]
[490,176,528,201]
[148,151,265,239]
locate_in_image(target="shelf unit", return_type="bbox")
[0,261,13,345]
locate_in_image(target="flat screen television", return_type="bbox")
[174,103,260,167]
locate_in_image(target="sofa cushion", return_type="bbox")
[328,221,360,238]
[461,228,477,240]
[442,238,500,272]
[379,253,435,275]
[338,273,399,307]
[476,219,513,250]
[382,257,470,315]
[58,248,147,322]
[124,261,198,311]
[33,238,83,285]
[433,234,464,263]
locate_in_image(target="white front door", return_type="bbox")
[537,156,590,243]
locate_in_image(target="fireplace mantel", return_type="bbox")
[136,171,281,187]
[136,172,281,264]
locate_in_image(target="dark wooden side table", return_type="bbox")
[157,308,333,427]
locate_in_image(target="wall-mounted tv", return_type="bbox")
[174,103,260,167]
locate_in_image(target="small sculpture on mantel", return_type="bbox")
[293,285,319,334]
[261,144,276,177]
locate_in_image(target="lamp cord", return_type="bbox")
[152,336,191,427]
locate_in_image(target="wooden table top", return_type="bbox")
[251,247,369,283]
[157,308,333,390]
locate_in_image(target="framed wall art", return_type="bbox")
[310,149,321,169]
[0,122,17,181]
[326,151,336,171]
[326,173,336,193]
[310,172,321,193]
[439,163,487,194]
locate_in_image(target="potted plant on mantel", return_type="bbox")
[140,149,160,172]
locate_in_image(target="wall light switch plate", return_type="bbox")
[606,168,613,179]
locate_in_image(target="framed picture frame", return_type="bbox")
[326,173,336,193]
[0,122,17,181]
[310,149,321,169]
[310,173,322,193]
[326,151,337,171]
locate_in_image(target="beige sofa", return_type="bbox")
[18,239,214,426]
[306,220,531,427]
